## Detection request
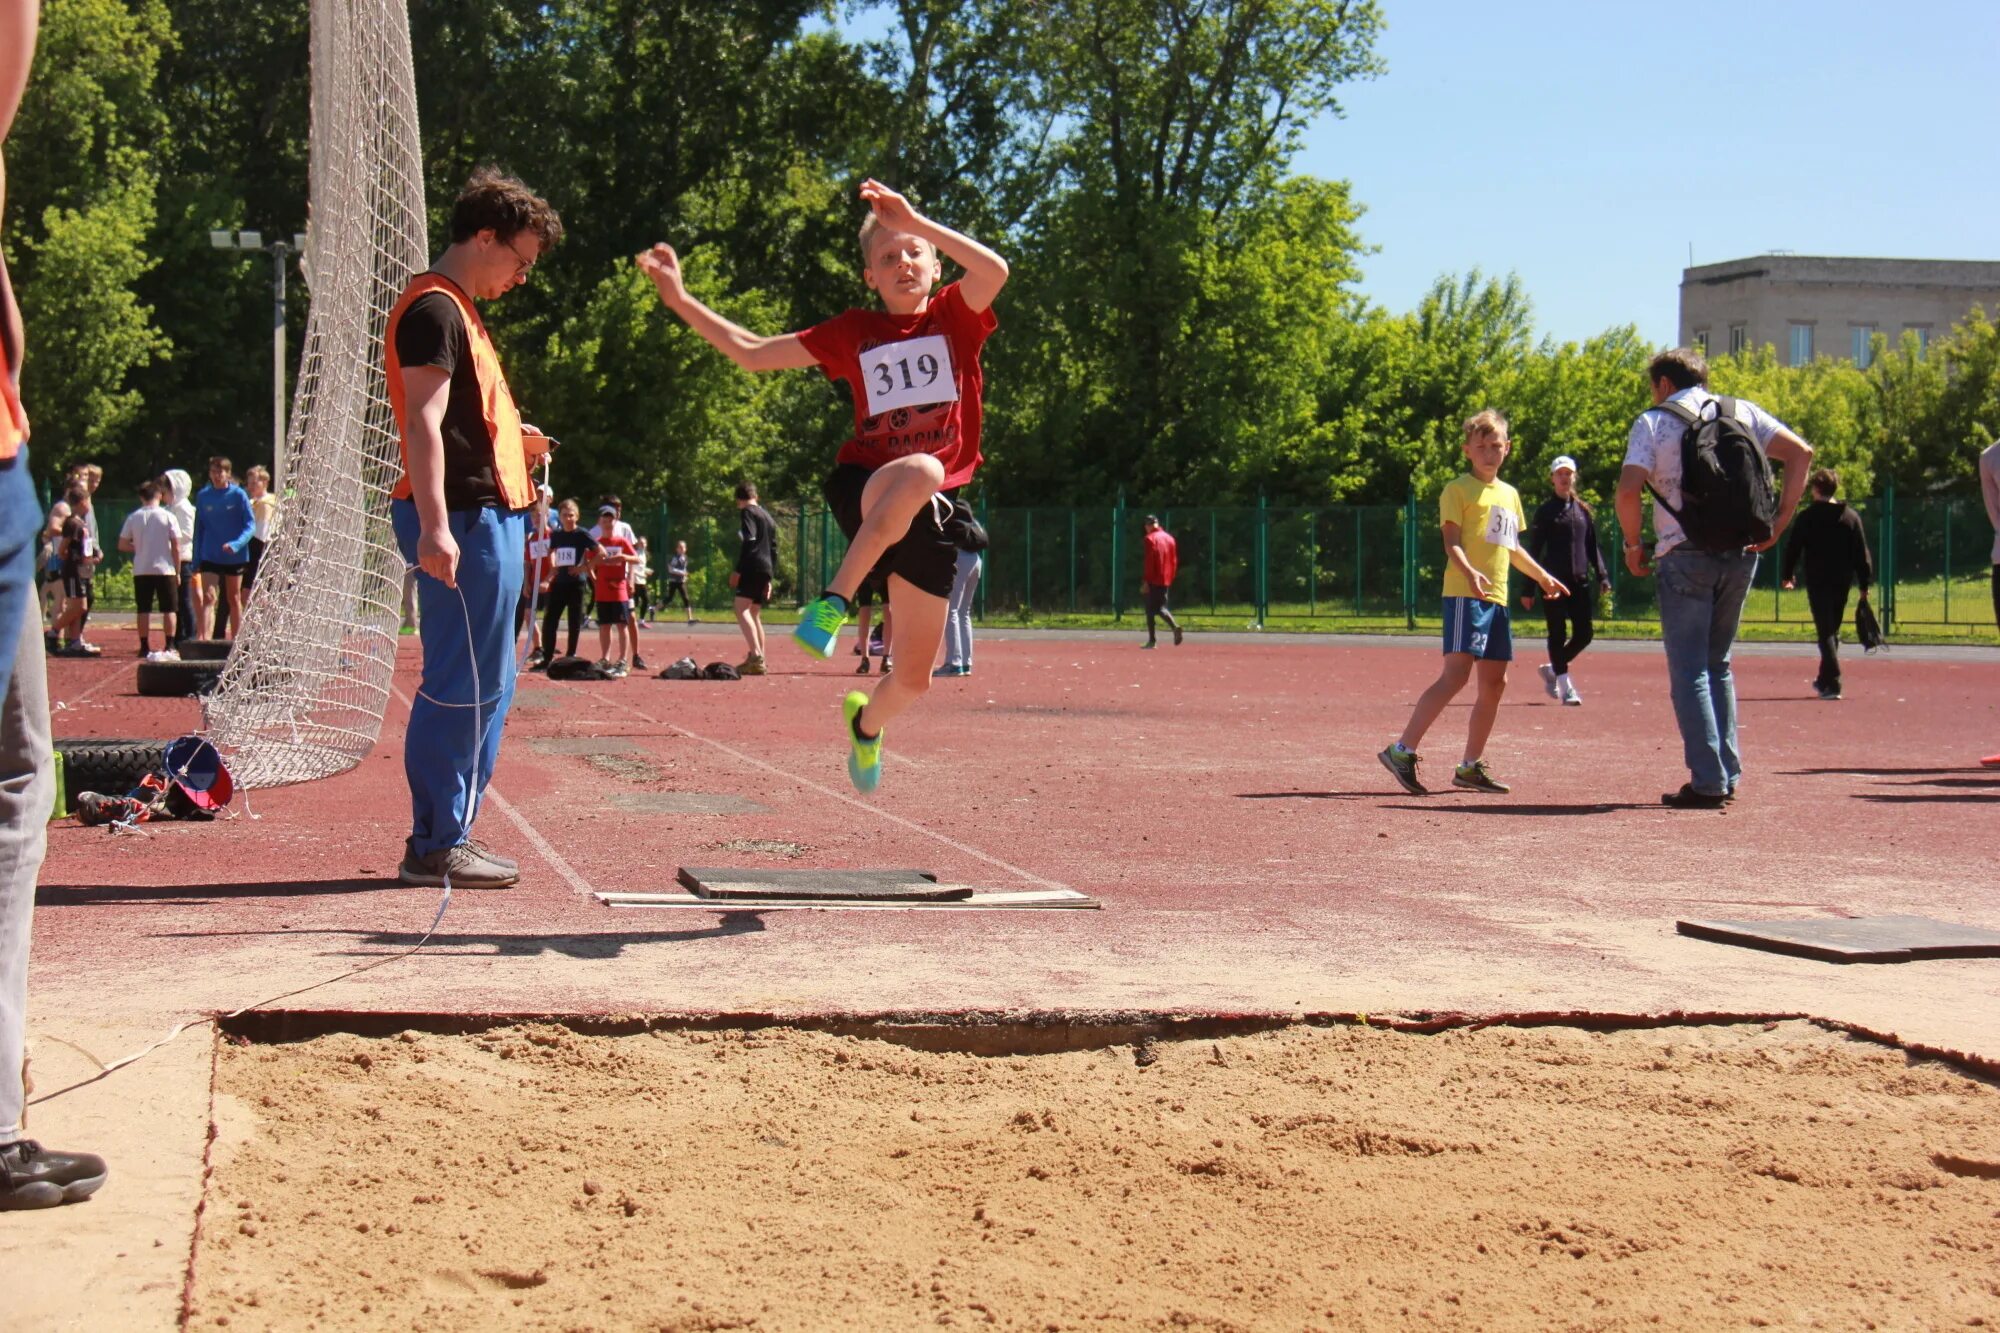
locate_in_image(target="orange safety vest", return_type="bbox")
[385,272,531,509]
[0,336,25,461]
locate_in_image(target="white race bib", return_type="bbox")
[858,334,958,417]
[552,546,578,568]
[1483,504,1519,552]
[81,535,96,559]
[529,538,551,559]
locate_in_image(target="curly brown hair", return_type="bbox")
[449,167,564,250]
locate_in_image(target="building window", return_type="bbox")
[1788,323,1813,367]
[1728,324,1748,355]
[1905,325,1929,358]
[1693,329,1709,355]
[1850,325,1876,369]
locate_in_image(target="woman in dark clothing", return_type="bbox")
[1520,455,1611,706]
[538,499,597,664]
[1780,468,1873,701]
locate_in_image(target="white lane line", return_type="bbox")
[586,689,1072,894]
[55,656,136,711]
[389,684,602,902]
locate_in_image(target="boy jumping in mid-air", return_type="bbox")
[1379,410,1569,795]
[638,179,1007,792]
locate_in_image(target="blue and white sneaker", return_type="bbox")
[844,691,882,793]
[792,595,849,659]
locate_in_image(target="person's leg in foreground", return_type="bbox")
[795,454,943,657]
[1379,652,1473,796]
[1657,549,1754,804]
[843,575,946,793]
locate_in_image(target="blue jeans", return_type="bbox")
[944,549,980,668]
[1,448,54,1139]
[391,500,526,856]
[1656,546,1757,796]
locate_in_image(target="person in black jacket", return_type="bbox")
[1520,456,1611,706]
[1780,468,1872,701]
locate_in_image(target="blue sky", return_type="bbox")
[1298,1,2000,345]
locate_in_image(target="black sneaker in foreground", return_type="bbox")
[1452,759,1510,794]
[1377,745,1425,795]
[0,1140,108,1210]
[1662,784,1728,809]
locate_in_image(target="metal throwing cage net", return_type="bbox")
[201,0,427,788]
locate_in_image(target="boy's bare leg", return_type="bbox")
[1396,653,1474,752]
[136,611,150,646]
[1462,659,1509,763]
[222,574,244,639]
[854,576,946,735]
[733,598,760,656]
[623,619,639,662]
[748,606,765,657]
[826,455,945,602]
[598,622,614,662]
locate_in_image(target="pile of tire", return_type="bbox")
[54,738,167,796]
[136,640,230,697]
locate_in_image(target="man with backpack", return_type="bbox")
[1615,348,1813,809]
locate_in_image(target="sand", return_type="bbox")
[188,1020,2000,1331]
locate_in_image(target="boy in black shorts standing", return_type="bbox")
[731,480,774,675]
[117,479,182,659]
[638,179,1007,791]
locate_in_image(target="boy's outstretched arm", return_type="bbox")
[635,244,817,373]
[860,179,1009,313]
[1507,544,1569,600]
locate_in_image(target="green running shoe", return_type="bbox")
[792,595,849,659]
[1377,745,1425,795]
[843,690,882,793]
[1452,759,1510,794]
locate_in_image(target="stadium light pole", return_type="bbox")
[209,228,307,494]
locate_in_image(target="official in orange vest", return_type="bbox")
[387,167,562,890]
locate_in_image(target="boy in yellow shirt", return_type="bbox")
[1379,410,1569,794]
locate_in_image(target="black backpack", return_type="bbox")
[1645,396,1776,552]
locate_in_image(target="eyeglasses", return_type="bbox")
[503,236,538,279]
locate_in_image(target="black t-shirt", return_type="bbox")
[59,514,89,576]
[737,503,776,576]
[547,528,597,581]
[396,284,503,511]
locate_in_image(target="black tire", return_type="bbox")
[179,638,234,662]
[54,738,168,794]
[136,659,225,697]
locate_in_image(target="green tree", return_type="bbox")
[6,0,174,481]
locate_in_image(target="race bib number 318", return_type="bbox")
[859,334,958,417]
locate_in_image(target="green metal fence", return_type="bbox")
[59,488,2000,637]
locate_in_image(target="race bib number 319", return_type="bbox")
[859,334,958,417]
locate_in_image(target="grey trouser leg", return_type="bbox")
[0,595,54,1140]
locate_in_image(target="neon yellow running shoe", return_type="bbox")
[843,690,882,793]
[792,595,849,659]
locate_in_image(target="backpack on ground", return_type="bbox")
[659,655,701,680]
[701,661,742,681]
[547,655,612,681]
[1645,396,1776,552]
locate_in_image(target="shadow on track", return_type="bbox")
[1381,802,1656,817]
[161,911,768,958]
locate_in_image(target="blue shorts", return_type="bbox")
[1441,596,1512,661]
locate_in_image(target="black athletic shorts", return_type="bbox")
[822,462,957,601]
[1143,584,1170,616]
[134,573,178,614]
[735,571,772,606]
[595,599,630,625]
[61,571,91,600]
[198,560,247,578]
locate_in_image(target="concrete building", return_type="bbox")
[1678,255,2000,369]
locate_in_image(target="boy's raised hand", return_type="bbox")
[858,178,919,230]
[635,243,686,305]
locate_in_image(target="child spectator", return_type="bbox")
[632,536,653,627]
[49,483,97,655]
[37,489,65,636]
[162,468,197,646]
[1379,410,1569,795]
[243,464,278,594]
[1520,455,1611,706]
[731,480,775,675]
[591,494,642,668]
[590,504,637,676]
[539,498,595,663]
[660,539,694,624]
[192,456,254,638]
[519,483,553,667]
[118,478,182,659]
[640,178,1007,792]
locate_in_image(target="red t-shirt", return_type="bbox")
[523,523,553,587]
[1144,529,1178,587]
[593,534,635,601]
[796,281,997,490]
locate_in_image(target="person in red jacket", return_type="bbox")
[1141,515,1182,648]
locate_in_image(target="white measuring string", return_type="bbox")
[29,549,510,1108]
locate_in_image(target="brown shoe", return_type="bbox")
[398,842,519,889]
[738,654,766,676]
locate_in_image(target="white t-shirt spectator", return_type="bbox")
[590,518,636,545]
[120,506,182,576]
[1624,386,1788,558]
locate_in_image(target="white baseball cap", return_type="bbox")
[1549,455,1578,474]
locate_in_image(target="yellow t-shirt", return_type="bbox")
[1439,473,1523,604]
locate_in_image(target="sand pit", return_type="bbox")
[188,1019,2000,1331]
